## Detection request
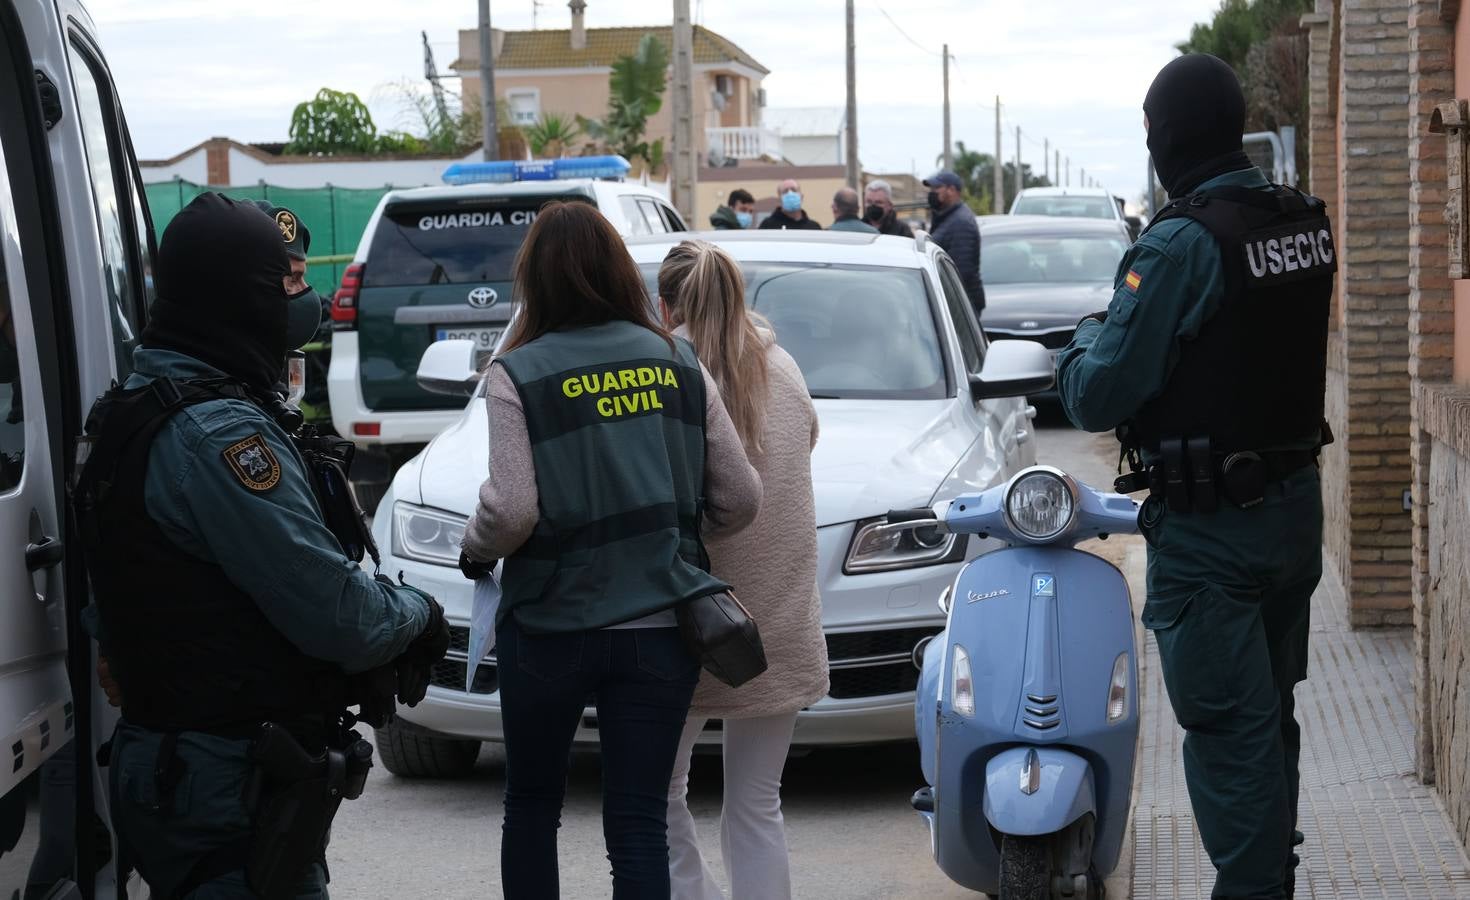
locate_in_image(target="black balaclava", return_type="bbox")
[1144,53,1253,198]
[142,193,317,393]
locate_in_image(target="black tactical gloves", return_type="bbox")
[458,550,497,581]
[374,575,451,708]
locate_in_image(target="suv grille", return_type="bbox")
[825,626,943,700]
[431,625,498,695]
[987,329,1074,350]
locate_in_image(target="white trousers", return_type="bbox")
[666,711,798,900]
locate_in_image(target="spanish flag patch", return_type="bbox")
[1124,269,1143,292]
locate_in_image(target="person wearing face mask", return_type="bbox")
[862,179,914,238]
[922,170,984,315]
[1057,54,1335,900]
[74,193,449,900]
[709,188,757,230]
[758,179,822,230]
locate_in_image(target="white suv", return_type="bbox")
[326,164,686,504]
[370,230,1052,778]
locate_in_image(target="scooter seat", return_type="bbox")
[911,787,934,813]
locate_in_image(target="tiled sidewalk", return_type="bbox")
[1130,567,1470,899]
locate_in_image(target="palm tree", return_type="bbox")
[578,34,670,173]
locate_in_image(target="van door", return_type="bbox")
[0,9,77,898]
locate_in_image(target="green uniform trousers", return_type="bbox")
[109,722,328,899]
[1140,466,1322,900]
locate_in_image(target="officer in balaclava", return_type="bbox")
[1056,55,1336,900]
[76,193,449,899]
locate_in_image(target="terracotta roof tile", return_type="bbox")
[453,25,767,74]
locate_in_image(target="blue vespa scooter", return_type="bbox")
[902,465,1141,899]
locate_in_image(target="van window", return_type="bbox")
[657,204,686,232]
[619,197,652,236]
[0,182,25,491]
[364,200,559,287]
[68,42,148,377]
[637,199,668,234]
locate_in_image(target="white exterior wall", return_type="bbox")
[781,134,842,167]
[139,151,208,184]
[223,148,482,189]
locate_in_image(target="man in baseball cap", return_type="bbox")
[923,171,984,315]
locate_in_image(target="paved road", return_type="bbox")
[328,411,1125,899]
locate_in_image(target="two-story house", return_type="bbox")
[451,1,779,168]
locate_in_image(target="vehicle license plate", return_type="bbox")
[435,326,502,350]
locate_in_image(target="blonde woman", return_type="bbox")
[658,240,828,900]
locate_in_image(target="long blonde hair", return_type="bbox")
[658,240,770,453]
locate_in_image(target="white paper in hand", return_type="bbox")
[466,568,502,692]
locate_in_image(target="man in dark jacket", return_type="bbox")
[925,171,985,314]
[708,188,756,230]
[863,179,914,237]
[758,179,822,230]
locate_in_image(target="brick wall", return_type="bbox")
[1320,0,1416,626]
[1407,0,1456,781]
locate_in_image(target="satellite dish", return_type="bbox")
[707,144,728,168]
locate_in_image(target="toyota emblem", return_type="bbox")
[467,287,499,309]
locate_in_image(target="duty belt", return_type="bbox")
[1114,445,1319,512]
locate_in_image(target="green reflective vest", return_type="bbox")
[497,320,728,633]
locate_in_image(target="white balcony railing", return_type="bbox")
[706,126,784,163]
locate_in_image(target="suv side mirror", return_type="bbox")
[969,340,1054,401]
[1125,215,1142,241]
[417,339,481,397]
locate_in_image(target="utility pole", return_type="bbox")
[1065,156,1070,187]
[941,45,952,170]
[845,0,859,188]
[478,0,498,160]
[1081,168,1087,189]
[672,0,697,220]
[1055,148,1060,187]
[1014,125,1022,200]
[1043,137,1049,183]
[993,96,1003,212]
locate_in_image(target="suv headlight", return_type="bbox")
[1003,468,1077,542]
[391,502,468,567]
[844,516,964,574]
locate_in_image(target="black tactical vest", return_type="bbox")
[1129,184,1335,454]
[75,378,353,733]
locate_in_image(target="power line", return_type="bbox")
[869,1,943,57]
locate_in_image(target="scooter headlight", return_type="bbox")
[950,644,975,718]
[1107,652,1130,724]
[1004,468,1077,542]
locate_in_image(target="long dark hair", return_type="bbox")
[499,200,670,353]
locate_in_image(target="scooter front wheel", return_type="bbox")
[998,835,1050,899]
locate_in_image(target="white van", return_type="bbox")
[0,3,155,897]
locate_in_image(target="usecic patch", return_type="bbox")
[1124,270,1143,292]
[223,433,281,492]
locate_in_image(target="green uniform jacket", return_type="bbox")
[121,347,429,671]
[1057,167,1320,456]
[829,215,879,234]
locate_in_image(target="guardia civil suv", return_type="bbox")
[326,157,687,504]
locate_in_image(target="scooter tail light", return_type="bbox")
[950,644,975,718]
[1106,652,1130,723]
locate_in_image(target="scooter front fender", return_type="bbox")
[983,747,1095,837]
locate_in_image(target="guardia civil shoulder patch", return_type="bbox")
[1124,269,1143,292]
[223,433,281,492]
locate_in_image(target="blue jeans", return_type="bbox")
[496,618,699,899]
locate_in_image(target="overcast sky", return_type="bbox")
[88,0,1222,202]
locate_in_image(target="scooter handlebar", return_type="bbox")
[885,507,939,524]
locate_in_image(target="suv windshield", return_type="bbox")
[981,233,1127,284]
[364,197,580,287]
[1011,195,1116,219]
[641,262,946,400]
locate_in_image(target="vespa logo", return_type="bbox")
[968,588,1010,603]
[467,287,499,309]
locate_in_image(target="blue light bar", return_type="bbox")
[442,155,632,186]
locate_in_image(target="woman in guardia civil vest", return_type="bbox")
[460,201,762,899]
[657,240,828,900]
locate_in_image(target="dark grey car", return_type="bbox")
[978,216,1132,398]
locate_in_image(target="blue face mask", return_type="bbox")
[781,191,802,213]
[735,210,754,228]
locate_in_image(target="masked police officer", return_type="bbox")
[77,193,449,899]
[1057,55,1334,900]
